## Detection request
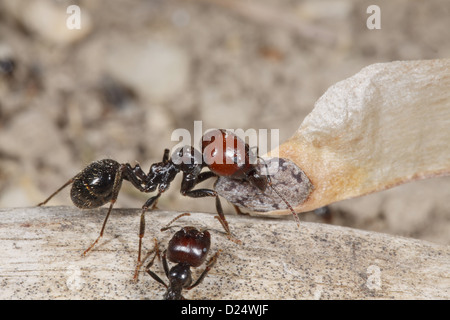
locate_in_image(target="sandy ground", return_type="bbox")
[0,0,449,245]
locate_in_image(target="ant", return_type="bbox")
[201,129,301,227]
[37,129,299,269]
[37,145,233,266]
[142,213,221,300]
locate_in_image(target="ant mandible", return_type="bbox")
[143,213,221,300]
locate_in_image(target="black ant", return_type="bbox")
[37,129,299,270]
[37,145,233,266]
[142,213,221,300]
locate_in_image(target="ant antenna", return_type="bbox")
[163,213,226,238]
[258,156,301,230]
[161,212,191,232]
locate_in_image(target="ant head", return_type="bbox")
[245,155,275,192]
[172,145,203,173]
[167,227,211,268]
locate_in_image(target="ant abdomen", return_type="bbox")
[70,159,121,209]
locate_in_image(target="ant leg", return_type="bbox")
[161,250,170,278]
[187,250,221,290]
[180,171,240,242]
[179,170,217,193]
[213,196,242,244]
[37,177,75,206]
[146,268,167,288]
[195,171,217,183]
[137,192,162,266]
[150,198,160,210]
[213,195,230,237]
[83,163,141,256]
[122,164,147,191]
[134,237,159,281]
[38,162,144,208]
[182,188,241,244]
[232,204,248,216]
[145,243,168,288]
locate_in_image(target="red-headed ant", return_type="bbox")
[142,213,221,300]
[37,129,299,270]
[201,129,301,228]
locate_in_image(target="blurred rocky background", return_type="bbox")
[0,0,449,244]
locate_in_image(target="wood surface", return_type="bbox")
[1,206,448,299]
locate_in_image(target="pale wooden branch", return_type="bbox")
[1,206,448,299]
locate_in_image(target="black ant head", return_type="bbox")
[165,263,192,300]
[172,145,203,173]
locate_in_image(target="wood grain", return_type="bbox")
[1,206,448,299]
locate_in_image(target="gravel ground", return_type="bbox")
[0,0,449,245]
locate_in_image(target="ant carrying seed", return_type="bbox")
[37,128,299,271]
[201,129,301,229]
[142,213,221,300]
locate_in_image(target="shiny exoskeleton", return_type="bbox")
[201,129,268,190]
[38,158,147,255]
[37,145,234,264]
[38,128,299,269]
[145,224,220,300]
[129,145,237,268]
[201,129,300,228]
